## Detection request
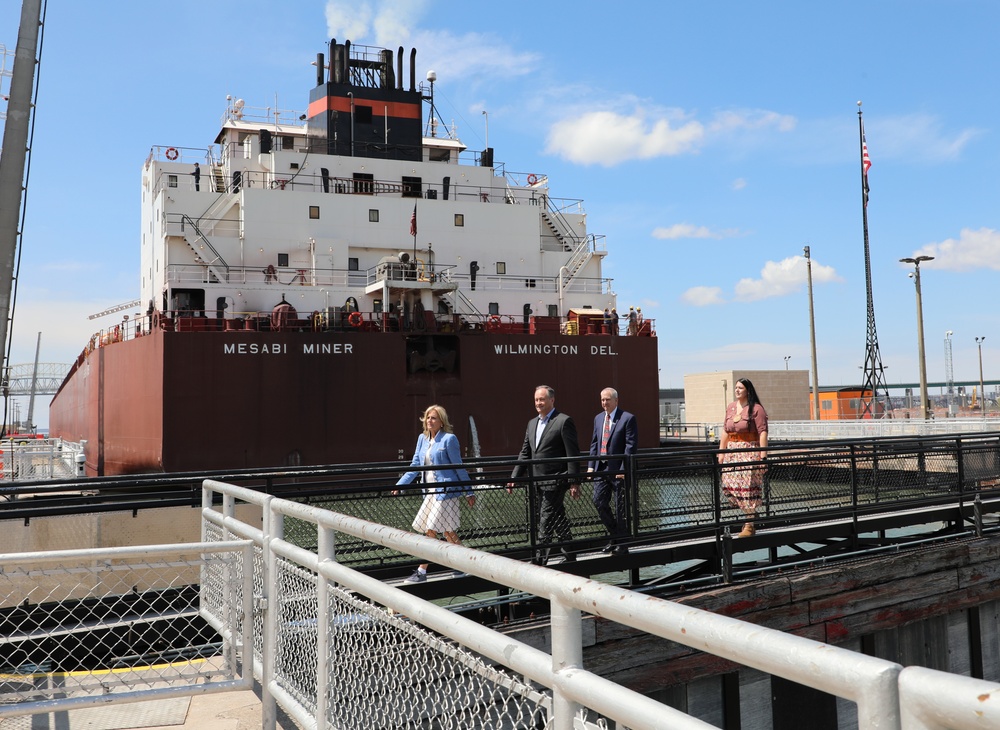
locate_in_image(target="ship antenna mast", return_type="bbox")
[424,70,438,137]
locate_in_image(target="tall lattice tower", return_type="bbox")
[856,104,890,418]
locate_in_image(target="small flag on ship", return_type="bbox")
[410,204,417,237]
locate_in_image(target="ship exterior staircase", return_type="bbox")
[444,286,483,319]
[179,214,231,284]
[177,182,242,284]
[210,162,226,193]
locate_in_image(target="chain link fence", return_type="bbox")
[273,556,550,729]
[0,541,253,718]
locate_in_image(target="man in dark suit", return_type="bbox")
[508,385,581,565]
[587,387,638,555]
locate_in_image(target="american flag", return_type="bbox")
[861,123,871,206]
[409,205,417,237]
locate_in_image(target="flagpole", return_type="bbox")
[856,101,890,419]
[411,202,417,267]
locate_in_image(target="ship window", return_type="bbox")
[547,305,558,317]
[168,175,178,188]
[525,279,536,288]
[369,209,379,222]
[282,136,294,150]
[429,148,450,163]
[454,214,464,227]
[402,176,422,199]
[353,173,374,195]
[309,206,320,219]
[278,253,289,267]
[355,105,373,124]
[348,258,359,271]
[290,162,300,170]
[488,302,499,315]
[496,262,506,275]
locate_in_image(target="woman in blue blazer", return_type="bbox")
[395,404,475,582]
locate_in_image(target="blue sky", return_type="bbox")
[1,0,998,426]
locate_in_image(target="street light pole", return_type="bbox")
[900,255,934,419]
[804,246,820,421]
[976,336,986,419]
[784,356,791,370]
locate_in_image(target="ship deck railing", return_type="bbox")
[70,303,654,352]
[0,437,84,483]
[156,255,611,295]
[152,155,586,212]
[4,434,1000,726]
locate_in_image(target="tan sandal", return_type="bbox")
[737,522,755,538]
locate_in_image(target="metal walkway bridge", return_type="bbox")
[2,433,1000,727]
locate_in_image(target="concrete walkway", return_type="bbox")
[17,688,295,730]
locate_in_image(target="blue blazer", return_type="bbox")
[397,431,473,499]
[588,408,638,474]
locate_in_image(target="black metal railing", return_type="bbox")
[4,433,1000,583]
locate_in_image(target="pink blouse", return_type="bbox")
[724,401,768,435]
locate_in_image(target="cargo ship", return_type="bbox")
[49,39,659,476]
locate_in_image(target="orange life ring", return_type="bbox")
[487,314,503,332]
[526,173,538,185]
[165,147,179,160]
[348,311,363,328]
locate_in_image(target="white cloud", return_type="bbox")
[325,0,537,83]
[652,223,742,240]
[871,114,983,163]
[546,111,703,167]
[545,104,797,167]
[731,178,747,191]
[909,228,1000,271]
[734,255,841,302]
[325,0,374,42]
[681,287,725,306]
[708,109,796,134]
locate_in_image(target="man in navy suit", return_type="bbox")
[509,385,581,565]
[587,387,637,555]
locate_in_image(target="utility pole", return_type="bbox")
[900,256,934,420]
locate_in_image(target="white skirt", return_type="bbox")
[412,493,462,534]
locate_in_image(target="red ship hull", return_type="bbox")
[50,326,659,476]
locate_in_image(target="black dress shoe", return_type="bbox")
[556,551,576,563]
[601,543,615,554]
[611,545,629,556]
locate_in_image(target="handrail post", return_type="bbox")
[261,498,281,730]
[626,453,638,542]
[549,598,583,730]
[315,525,334,727]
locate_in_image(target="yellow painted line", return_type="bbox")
[0,657,209,681]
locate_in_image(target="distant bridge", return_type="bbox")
[5,363,69,395]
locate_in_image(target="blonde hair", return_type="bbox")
[421,404,454,438]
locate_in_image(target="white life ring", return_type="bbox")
[165,147,179,160]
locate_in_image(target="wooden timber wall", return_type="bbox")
[506,535,1000,729]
